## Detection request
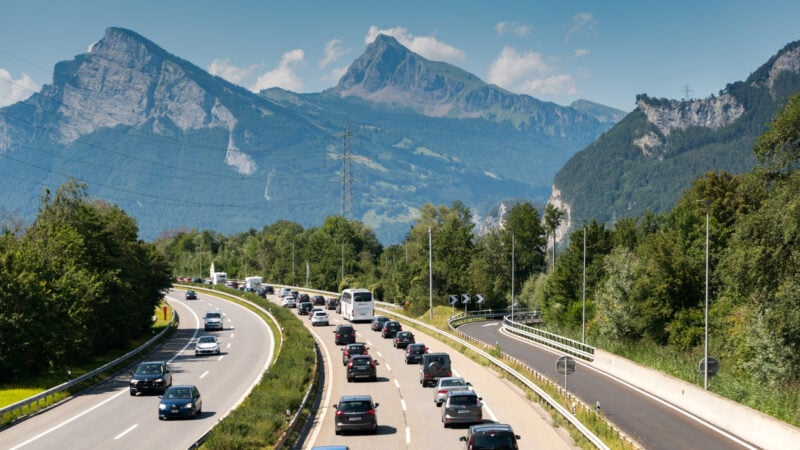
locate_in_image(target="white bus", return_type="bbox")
[340,288,374,322]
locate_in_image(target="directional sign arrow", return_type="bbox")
[449,295,459,305]
[461,294,471,304]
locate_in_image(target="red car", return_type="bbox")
[341,342,368,365]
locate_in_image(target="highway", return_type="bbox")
[0,289,273,450]
[278,297,577,450]
[457,320,757,450]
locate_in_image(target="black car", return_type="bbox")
[381,320,402,338]
[298,302,313,315]
[419,352,452,387]
[333,324,356,345]
[185,290,197,300]
[459,423,520,449]
[370,316,390,331]
[405,343,427,364]
[346,354,379,382]
[342,342,369,365]
[130,360,172,395]
[333,394,379,435]
[298,293,310,304]
[393,331,415,348]
[326,297,339,310]
[312,294,326,306]
[158,385,203,420]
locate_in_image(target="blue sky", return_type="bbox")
[1,0,800,112]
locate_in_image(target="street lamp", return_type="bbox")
[582,224,587,344]
[698,199,710,390]
[511,231,515,322]
[428,227,433,320]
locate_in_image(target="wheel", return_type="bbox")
[347,377,352,382]
[335,428,341,435]
[129,389,136,396]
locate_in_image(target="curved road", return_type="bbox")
[457,320,756,450]
[0,289,273,450]
[275,296,578,450]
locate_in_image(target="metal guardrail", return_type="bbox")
[0,307,177,423]
[502,315,596,361]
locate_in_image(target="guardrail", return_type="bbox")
[503,315,596,361]
[0,307,177,424]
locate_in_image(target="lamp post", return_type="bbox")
[698,200,710,390]
[511,231,515,322]
[582,224,587,344]
[428,227,433,320]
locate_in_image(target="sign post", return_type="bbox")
[449,295,459,315]
[556,355,576,399]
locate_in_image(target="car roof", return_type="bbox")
[470,423,515,433]
[446,389,476,396]
[338,394,372,402]
[140,360,166,365]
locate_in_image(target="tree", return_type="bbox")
[543,203,564,270]
[753,93,800,176]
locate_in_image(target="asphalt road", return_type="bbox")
[457,320,757,450]
[0,289,273,450]
[279,298,578,450]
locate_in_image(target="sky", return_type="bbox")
[2,0,800,113]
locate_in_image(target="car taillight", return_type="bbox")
[347,362,353,369]
[370,360,376,368]
[365,409,375,415]
[438,389,447,394]
[336,410,345,416]
[445,371,452,377]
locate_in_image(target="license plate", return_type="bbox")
[348,416,362,421]
[458,410,469,414]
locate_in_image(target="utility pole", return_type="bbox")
[340,120,354,219]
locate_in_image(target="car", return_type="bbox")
[309,307,323,319]
[333,324,356,345]
[279,287,292,297]
[419,352,453,387]
[326,297,339,310]
[185,290,197,300]
[291,290,300,299]
[459,423,521,449]
[311,310,329,326]
[370,316,390,331]
[263,285,275,295]
[333,394,379,435]
[297,293,311,304]
[312,294,326,306]
[158,385,203,420]
[434,376,472,406]
[341,342,369,366]
[441,390,482,427]
[381,320,402,338]
[194,335,221,356]
[405,343,428,364]
[203,310,224,331]
[191,277,203,283]
[281,296,296,308]
[346,354,379,382]
[130,360,172,395]
[393,331,415,348]
[298,301,313,315]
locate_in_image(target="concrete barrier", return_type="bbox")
[592,349,800,450]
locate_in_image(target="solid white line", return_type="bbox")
[482,322,499,327]
[199,370,209,379]
[113,424,138,440]
[483,402,497,421]
[10,389,128,450]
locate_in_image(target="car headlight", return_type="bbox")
[185,402,193,408]
[159,404,168,410]
[155,378,164,383]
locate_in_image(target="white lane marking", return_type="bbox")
[453,369,462,377]
[366,340,373,346]
[377,351,383,358]
[10,389,128,449]
[385,363,392,372]
[482,322,499,327]
[229,333,235,338]
[217,355,225,361]
[227,343,232,349]
[199,370,209,379]
[406,426,411,444]
[483,402,498,421]
[113,424,138,440]
[401,399,407,411]
[394,378,400,389]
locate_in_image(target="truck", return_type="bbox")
[211,272,227,285]
[245,276,263,290]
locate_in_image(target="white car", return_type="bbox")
[195,335,221,356]
[279,287,292,297]
[281,296,296,308]
[433,376,472,406]
[311,310,329,326]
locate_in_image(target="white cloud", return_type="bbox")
[0,69,39,107]
[320,39,349,69]
[207,58,259,85]
[250,49,305,93]
[324,65,349,84]
[365,26,465,63]
[487,46,575,97]
[565,12,597,43]
[574,48,590,58]
[495,21,530,37]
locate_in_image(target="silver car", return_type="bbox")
[311,310,329,326]
[441,390,482,427]
[433,376,471,406]
[195,335,221,356]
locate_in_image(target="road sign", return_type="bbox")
[461,294,471,304]
[556,356,576,375]
[449,295,459,305]
[699,357,719,377]
[475,294,485,304]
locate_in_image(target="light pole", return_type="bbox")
[511,231,515,322]
[582,224,587,344]
[698,199,710,390]
[428,227,433,320]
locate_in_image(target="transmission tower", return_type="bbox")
[682,84,693,101]
[340,120,354,219]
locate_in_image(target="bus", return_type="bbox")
[340,288,374,322]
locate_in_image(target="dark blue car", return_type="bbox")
[158,385,203,420]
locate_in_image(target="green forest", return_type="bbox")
[2,94,798,425]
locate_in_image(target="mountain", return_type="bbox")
[551,40,800,230]
[0,28,619,243]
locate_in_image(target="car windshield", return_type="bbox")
[352,357,370,366]
[473,432,515,449]
[349,345,365,353]
[198,336,216,343]
[339,400,370,412]
[442,379,465,387]
[206,312,221,319]
[136,363,162,374]
[448,395,478,406]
